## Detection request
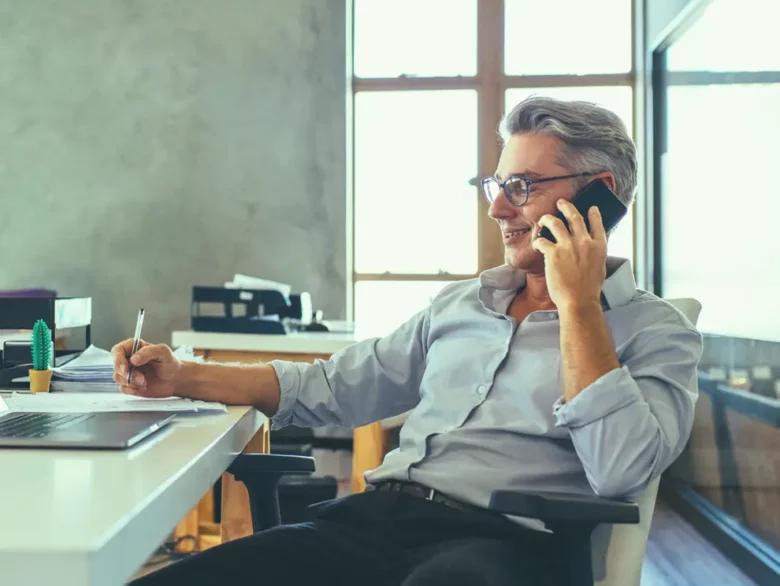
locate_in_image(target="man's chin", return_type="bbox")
[505,247,543,271]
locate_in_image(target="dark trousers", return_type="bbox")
[132,490,559,586]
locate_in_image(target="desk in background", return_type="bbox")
[170,330,392,546]
[0,401,265,586]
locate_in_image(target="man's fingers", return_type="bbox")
[112,339,150,373]
[532,235,555,255]
[113,338,149,355]
[556,200,587,238]
[538,214,570,243]
[129,343,165,367]
[114,371,146,388]
[588,206,607,241]
[112,341,132,375]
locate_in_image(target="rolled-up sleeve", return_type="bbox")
[269,308,430,430]
[552,318,703,498]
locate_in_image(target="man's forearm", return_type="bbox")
[558,300,620,403]
[174,361,282,415]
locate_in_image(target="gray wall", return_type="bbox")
[0,0,347,348]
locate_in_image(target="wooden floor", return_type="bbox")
[641,500,757,585]
[134,500,758,585]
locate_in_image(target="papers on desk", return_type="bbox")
[51,344,197,392]
[224,273,292,298]
[51,345,118,392]
[4,392,227,413]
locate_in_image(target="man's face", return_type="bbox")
[488,133,581,272]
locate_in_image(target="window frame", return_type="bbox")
[348,0,636,321]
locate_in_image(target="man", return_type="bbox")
[118,96,702,586]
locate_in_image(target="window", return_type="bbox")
[352,2,635,336]
[354,91,478,275]
[504,0,632,75]
[354,281,453,339]
[657,0,780,557]
[354,0,477,77]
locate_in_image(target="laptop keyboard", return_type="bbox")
[0,413,95,438]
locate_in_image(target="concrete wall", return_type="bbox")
[0,0,347,348]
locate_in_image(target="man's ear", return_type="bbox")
[597,172,617,193]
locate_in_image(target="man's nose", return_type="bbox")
[487,189,515,220]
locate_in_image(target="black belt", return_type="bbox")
[365,481,484,515]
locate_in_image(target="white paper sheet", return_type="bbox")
[224,274,292,298]
[4,392,227,413]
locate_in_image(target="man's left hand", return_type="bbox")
[532,199,608,310]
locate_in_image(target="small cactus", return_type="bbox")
[31,319,51,371]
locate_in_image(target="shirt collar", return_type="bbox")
[479,256,637,311]
[601,257,637,309]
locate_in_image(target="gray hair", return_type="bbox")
[500,96,637,207]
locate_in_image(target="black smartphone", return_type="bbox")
[538,179,627,243]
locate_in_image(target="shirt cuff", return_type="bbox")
[268,360,301,430]
[552,366,642,428]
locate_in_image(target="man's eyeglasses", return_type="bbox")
[479,172,601,207]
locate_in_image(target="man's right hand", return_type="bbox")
[111,339,182,398]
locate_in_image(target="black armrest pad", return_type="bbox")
[228,453,315,476]
[489,490,639,525]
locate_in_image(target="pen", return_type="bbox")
[127,308,145,384]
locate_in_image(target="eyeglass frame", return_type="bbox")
[479,171,604,207]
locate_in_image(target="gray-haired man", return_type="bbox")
[120,97,702,586]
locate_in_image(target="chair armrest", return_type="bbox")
[227,454,315,533]
[489,491,639,586]
[228,453,315,476]
[489,490,639,525]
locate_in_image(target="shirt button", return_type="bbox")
[550,313,558,320]
[477,385,487,395]
[443,426,455,433]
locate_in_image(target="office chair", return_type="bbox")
[228,298,702,586]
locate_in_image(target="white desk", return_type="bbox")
[0,404,266,586]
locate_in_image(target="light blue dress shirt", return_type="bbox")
[270,258,702,521]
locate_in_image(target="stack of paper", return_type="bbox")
[51,345,119,392]
[5,392,227,413]
[51,345,196,392]
[224,273,292,297]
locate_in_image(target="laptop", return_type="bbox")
[0,397,175,449]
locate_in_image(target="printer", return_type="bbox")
[190,286,324,335]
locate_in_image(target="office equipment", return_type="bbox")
[191,286,313,335]
[0,405,266,586]
[127,308,145,384]
[0,295,92,389]
[0,395,175,449]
